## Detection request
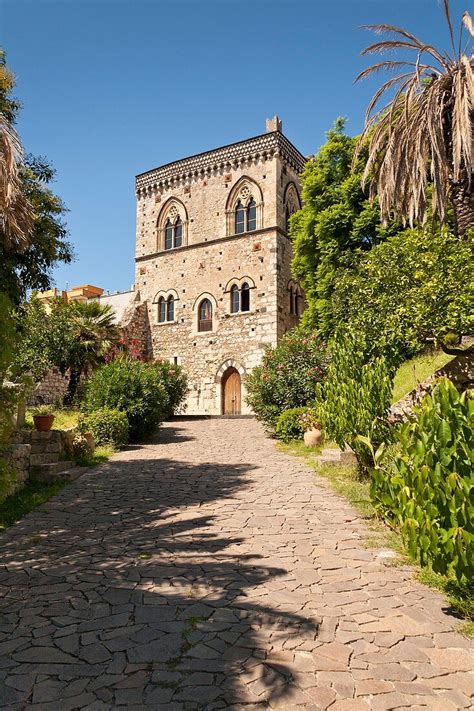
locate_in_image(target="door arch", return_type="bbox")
[222,367,241,415]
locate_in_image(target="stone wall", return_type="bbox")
[1,444,31,495]
[29,367,69,405]
[390,350,474,419]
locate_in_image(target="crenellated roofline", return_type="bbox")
[135,131,306,197]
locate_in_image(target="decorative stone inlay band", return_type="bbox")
[136,132,306,195]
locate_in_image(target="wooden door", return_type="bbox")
[222,368,241,415]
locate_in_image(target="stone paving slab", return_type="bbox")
[0,418,472,709]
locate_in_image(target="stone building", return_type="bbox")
[134,117,306,415]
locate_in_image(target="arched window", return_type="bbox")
[174,218,182,248]
[230,284,239,314]
[235,201,245,234]
[164,220,173,250]
[158,297,166,323]
[247,199,257,232]
[241,282,250,312]
[286,206,291,234]
[294,291,299,317]
[166,295,175,321]
[198,299,213,332]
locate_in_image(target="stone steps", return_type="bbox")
[314,448,358,466]
[30,461,85,484]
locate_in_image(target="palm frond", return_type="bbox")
[0,115,33,251]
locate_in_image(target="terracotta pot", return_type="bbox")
[304,427,322,447]
[33,414,55,432]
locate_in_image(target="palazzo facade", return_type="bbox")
[134,116,306,415]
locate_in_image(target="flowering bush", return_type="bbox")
[245,330,329,432]
[299,408,320,432]
[79,408,129,447]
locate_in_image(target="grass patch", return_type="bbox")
[0,480,66,532]
[25,408,80,431]
[392,349,454,403]
[76,444,115,467]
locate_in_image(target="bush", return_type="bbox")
[317,329,393,472]
[245,330,329,432]
[276,407,308,442]
[84,356,169,442]
[80,408,129,448]
[152,361,188,416]
[369,378,473,583]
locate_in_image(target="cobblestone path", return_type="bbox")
[0,419,473,709]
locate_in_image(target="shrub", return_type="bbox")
[72,434,92,465]
[245,330,329,432]
[317,329,393,472]
[80,408,129,448]
[83,356,169,442]
[368,378,473,583]
[276,407,308,442]
[152,361,188,415]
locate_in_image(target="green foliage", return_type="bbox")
[0,479,66,532]
[84,356,169,442]
[152,360,189,415]
[291,118,396,336]
[0,458,17,505]
[0,52,72,305]
[392,349,455,403]
[245,330,329,432]
[0,294,18,444]
[369,378,473,582]
[331,228,474,362]
[276,407,308,443]
[79,408,129,448]
[71,434,91,465]
[317,329,393,471]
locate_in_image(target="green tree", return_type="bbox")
[356,3,474,235]
[0,49,72,304]
[291,119,397,336]
[331,228,474,363]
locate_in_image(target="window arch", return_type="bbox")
[241,282,250,312]
[230,284,240,313]
[198,299,213,332]
[247,200,257,232]
[164,220,173,250]
[166,295,175,321]
[157,198,188,251]
[235,201,245,234]
[283,182,301,236]
[288,281,302,317]
[226,177,263,236]
[158,296,166,323]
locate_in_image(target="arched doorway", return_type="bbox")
[222,367,241,415]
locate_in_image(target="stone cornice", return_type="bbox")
[135,225,289,262]
[135,132,306,196]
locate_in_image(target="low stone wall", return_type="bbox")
[29,368,69,405]
[12,429,65,463]
[1,443,31,494]
[391,350,474,420]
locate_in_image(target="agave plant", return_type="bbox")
[0,114,32,250]
[355,1,474,236]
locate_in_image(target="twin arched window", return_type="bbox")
[158,295,175,323]
[235,199,257,234]
[230,283,250,313]
[198,298,213,332]
[164,218,183,250]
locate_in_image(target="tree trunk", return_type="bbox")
[452,181,474,237]
[64,370,80,406]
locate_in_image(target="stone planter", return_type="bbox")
[304,427,322,447]
[33,414,55,432]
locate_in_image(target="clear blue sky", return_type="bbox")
[2,0,465,293]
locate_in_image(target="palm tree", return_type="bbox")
[355,1,474,236]
[0,114,32,250]
[64,301,120,404]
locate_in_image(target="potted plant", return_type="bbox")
[300,408,323,447]
[32,405,55,432]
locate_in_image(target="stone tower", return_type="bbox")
[134,117,306,415]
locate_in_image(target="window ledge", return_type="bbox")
[223,311,253,319]
[156,320,176,326]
